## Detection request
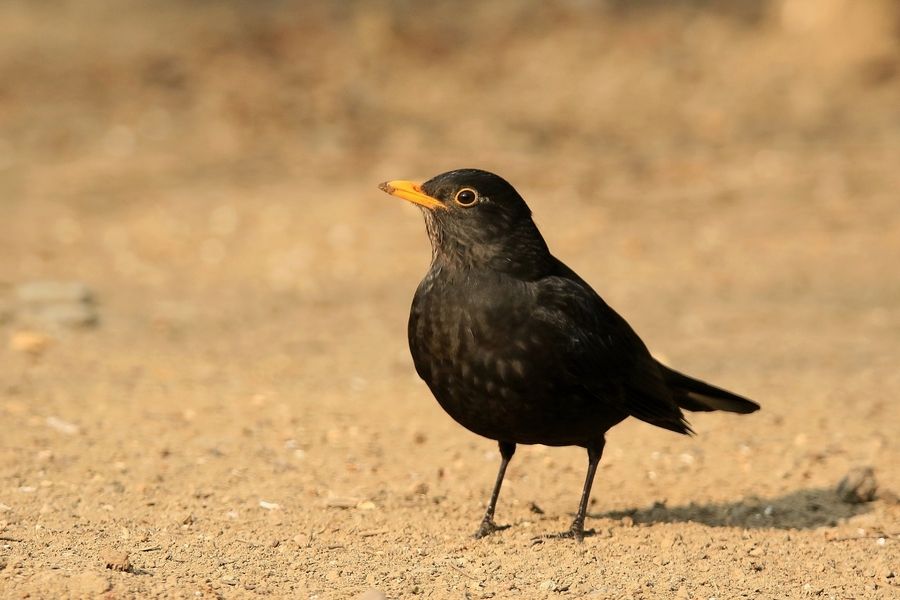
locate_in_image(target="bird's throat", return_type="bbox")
[422,212,554,280]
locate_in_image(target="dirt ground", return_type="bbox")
[1,1,899,598]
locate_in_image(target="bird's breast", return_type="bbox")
[407,269,603,444]
[409,271,530,392]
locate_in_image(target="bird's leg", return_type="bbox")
[548,438,605,542]
[568,440,604,540]
[474,441,516,539]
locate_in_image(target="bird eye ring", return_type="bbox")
[454,188,478,207]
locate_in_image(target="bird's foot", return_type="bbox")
[473,519,509,539]
[533,524,595,543]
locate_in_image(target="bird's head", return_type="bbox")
[378,169,551,275]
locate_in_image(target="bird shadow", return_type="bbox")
[594,487,871,530]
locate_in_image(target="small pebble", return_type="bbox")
[15,280,98,328]
[326,497,359,509]
[836,467,878,504]
[102,550,132,572]
[9,331,51,356]
[409,481,429,496]
[46,416,80,436]
[16,281,93,304]
[30,303,98,328]
[539,579,559,591]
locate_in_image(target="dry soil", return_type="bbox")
[1,1,899,598]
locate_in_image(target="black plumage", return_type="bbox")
[379,169,759,540]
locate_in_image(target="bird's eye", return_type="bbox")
[454,188,478,207]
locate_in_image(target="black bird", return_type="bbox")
[378,169,759,540]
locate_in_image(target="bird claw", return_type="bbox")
[533,526,595,543]
[473,519,509,539]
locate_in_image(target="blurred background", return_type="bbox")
[3,0,899,379]
[2,0,899,308]
[3,0,899,288]
[1,0,899,597]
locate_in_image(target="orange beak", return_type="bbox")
[378,180,446,210]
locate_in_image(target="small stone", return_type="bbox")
[326,496,359,509]
[259,500,281,510]
[539,580,558,591]
[46,416,80,435]
[836,467,878,504]
[409,481,429,496]
[15,281,98,328]
[103,550,132,572]
[31,303,99,328]
[9,331,51,356]
[747,546,765,557]
[16,281,94,304]
[357,500,377,510]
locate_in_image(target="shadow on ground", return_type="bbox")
[598,488,871,529]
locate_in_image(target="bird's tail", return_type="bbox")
[657,363,760,414]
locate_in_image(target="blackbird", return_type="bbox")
[378,169,759,540]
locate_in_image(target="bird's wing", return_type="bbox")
[529,263,692,435]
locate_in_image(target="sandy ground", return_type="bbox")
[1,1,899,598]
